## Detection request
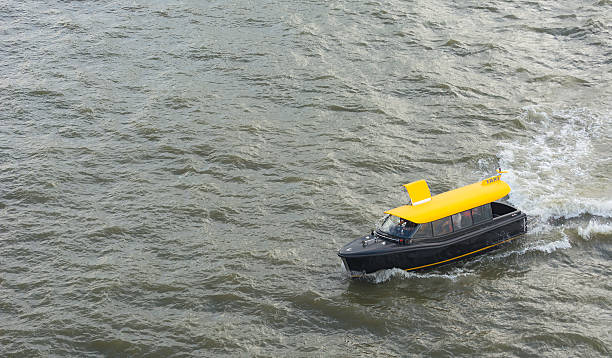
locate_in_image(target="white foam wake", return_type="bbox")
[366,267,474,284]
[577,219,612,240]
[498,106,611,221]
[519,233,572,254]
[481,233,571,263]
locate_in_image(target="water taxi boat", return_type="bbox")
[337,171,527,278]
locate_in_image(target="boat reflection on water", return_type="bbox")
[338,171,527,278]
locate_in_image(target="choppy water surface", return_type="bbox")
[1,0,611,356]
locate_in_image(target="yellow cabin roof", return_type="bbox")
[384,175,510,223]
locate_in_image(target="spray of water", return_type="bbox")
[577,219,612,240]
[366,267,473,284]
[498,106,610,248]
[499,106,611,221]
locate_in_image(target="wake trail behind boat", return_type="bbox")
[499,106,611,222]
[491,106,611,257]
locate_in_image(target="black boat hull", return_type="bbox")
[339,209,526,277]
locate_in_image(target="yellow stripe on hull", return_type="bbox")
[404,234,522,272]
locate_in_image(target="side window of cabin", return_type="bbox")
[432,217,453,236]
[451,210,473,231]
[413,222,432,238]
[472,203,492,223]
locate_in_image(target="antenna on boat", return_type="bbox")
[483,168,507,185]
[496,168,508,174]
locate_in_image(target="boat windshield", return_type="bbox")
[376,214,418,239]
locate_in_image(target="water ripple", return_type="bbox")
[1,0,610,356]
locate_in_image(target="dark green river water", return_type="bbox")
[1,1,611,356]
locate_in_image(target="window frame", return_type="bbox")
[376,215,418,239]
[413,222,433,238]
[451,209,474,231]
[472,203,493,224]
[432,216,453,237]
